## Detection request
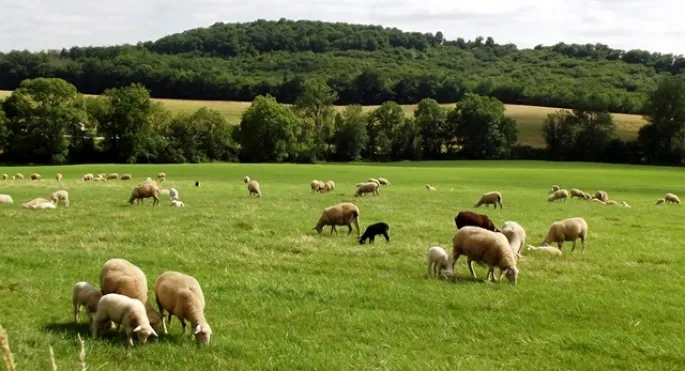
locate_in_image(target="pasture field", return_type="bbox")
[0,161,684,370]
[0,90,647,148]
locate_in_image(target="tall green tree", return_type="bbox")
[0,106,7,155]
[570,109,615,161]
[638,76,685,164]
[167,107,239,163]
[332,105,368,161]
[293,79,338,160]
[542,110,576,160]
[366,101,404,160]
[1,77,87,164]
[236,95,300,162]
[414,98,447,159]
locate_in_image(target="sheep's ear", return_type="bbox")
[194,325,201,335]
[151,328,159,337]
[133,325,142,332]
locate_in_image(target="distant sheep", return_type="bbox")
[451,226,519,284]
[154,271,212,344]
[378,178,391,186]
[15,173,24,180]
[541,217,588,254]
[591,199,606,205]
[473,191,503,209]
[94,174,106,182]
[72,281,103,325]
[169,187,179,200]
[56,173,62,182]
[524,245,563,256]
[620,201,631,208]
[366,178,381,186]
[107,173,119,180]
[1,174,6,180]
[426,184,437,191]
[120,174,132,181]
[247,180,261,197]
[426,246,455,280]
[21,197,54,209]
[50,190,70,207]
[159,189,171,196]
[570,188,586,199]
[355,182,379,197]
[358,222,390,244]
[454,211,501,233]
[655,198,665,205]
[195,181,200,187]
[30,173,41,181]
[0,194,13,204]
[91,293,159,346]
[501,221,526,258]
[310,180,325,193]
[171,200,184,207]
[582,192,593,200]
[547,189,569,202]
[594,190,609,202]
[323,180,336,192]
[82,173,93,181]
[129,181,160,205]
[549,185,560,193]
[665,193,681,204]
[243,175,250,184]
[157,172,166,181]
[314,202,360,236]
[605,200,618,206]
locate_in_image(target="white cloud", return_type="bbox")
[0,0,683,54]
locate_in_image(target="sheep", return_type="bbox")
[145,177,153,181]
[243,175,250,184]
[154,271,212,344]
[129,181,160,205]
[355,182,364,187]
[451,226,519,284]
[570,188,586,199]
[547,189,569,202]
[195,181,200,187]
[11,176,14,180]
[159,189,170,197]
[426,246,455,280]
[655,198,665,205]
[50,190,69,207]
[473,191,503,209]
[323,180,336,192]
[582,192,593,200]
[378,177,391,186]
[31,201,56,209]
[605,200,618,206]
[358,222,390,244]
[99,258,163,331]
[454,211,501,233]
[310,180,325,193]
[72,281,103,325]
[540,217,588,254]
[247,180,261,197]
[621,201,631,208]
[171,200,184,207]
[29,173,41,181]
[157,172,166,181]
[91,293,159,346]
[0,194,13,204]
[82,173,93,181]
[1,173,6,180]
[120,174,132,181]
[15,173,24,180]
[524,245,563,256]
[354,182,379,197]
[56,173,62,182]
[501,221,526,259]
[594,190,609,202]
[591,199,606,205]
[107,173,119,180]
[426,184,437,191]
[21,197,54,209]
[169,187,179,200]
[549,185,560,193]
[367,178,381,186]
[313,202,360,236]
[665,193,681,204]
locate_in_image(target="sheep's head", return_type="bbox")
[440,268,457,282]
[193,323,212,344]
[146,308,164,332]
[132,324,158,344]
[313,225,323,234]
[500,267,519,285]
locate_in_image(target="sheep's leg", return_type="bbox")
[581,237,586,255]
[383,232,390,242]
[467,259,477,280]
[73,301,80,323]
[451,253,461,271]
[347,224,352,235]
[353,217,360,237]
[370,236,375,244]
[331,225,338,236]
[571,240,576,252]
[427,261,433,278]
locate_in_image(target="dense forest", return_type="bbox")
[1,19,684,113]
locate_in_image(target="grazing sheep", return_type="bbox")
[247,180,261,197]
[310,180,325,193]
[524,245,563,256]
[549,185,560,193]
[171,200,184,207]
[94,174,107,182]
[107,173,119,180]
[426,246,455,280]
[1,174,6,180]
[621,201,631,208]
[56,173,62,182]
[32,201,57,209]
[154,271,212,344]
[29,173,41,181]
[594,190,609,202]
[323,180,336,192]
[605,200,619,206]
[82,173,93,181]
[169,187,179,200]
[21,197,53,209]
[451,226,519,284]
[358,222,390,244]
[426,184,437,191]
[157,172,166,181]
[159,189,170,196]
[473,191,503,209]
[72,281,103,325]
[243,176,250,184]
[195,181,200,187]
[591,199,606,205]
[120,174,132,180]
[547,189,569,202]
[501,221,526,258]
[99,258,163,331]
[570,188,586,199]
[50,190,69,207]
[541,217,588,254]
[355,182,364,187]
[313,202,360,236]
[129,181,160,206]
[582,192,593,200]
[655,198,665,205]
[378,177,391,186]
[15,173,24,180]
[665,193,681,204]
[354,182,379,197]
[0,194,13,204]
[91,293,159,346]
[454,211,501,233]
[367,178,381,186]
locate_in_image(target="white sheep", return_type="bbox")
[451,226,519,284]
[72,281,103,325]
[547,189,569,202]
[541,217,588,254]
[154,271,212,344]
[425,184,437,191]
[50,190,69,207]
[594,190,609,202]
[524,245,563,256]
[570,188,586,199]
[21,198,56,209]
[310,180,325,193]
[620,201,631,208]
[426,246,455,280]
[605,200,619,206]
[1,173,6,180]
[323,180,335,192]
[91,293,159,346]
[378,177,391,186]
[591,199,606,205]
[247,180,261,197]
[473,191,503,209]
[171,200,185,207]
[501,221,526,259]
[655,198,665,205]
[354,182,379,197]
[0,194,14,204]
[159,189,171,196]
[169,187,179,200]
[243,175,251,184]
[367,178,381,186]
[665,193,681,204]
[549,185,560,193]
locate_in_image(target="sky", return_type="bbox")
[0,0,683,54]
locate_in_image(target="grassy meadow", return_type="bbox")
[0,90,647,148]
[0,161,684,370]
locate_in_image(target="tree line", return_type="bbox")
[1,19,682,114]
[0,75,684,167]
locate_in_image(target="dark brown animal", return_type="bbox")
[454,211,501,233]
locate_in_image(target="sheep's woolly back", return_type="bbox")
[100,259,149,303]
[247,180,261,196]
[0,194,13,204]
[502,221,526,257]
[73,281,103,313]
[594,190,609,202]
[525,245,563,256]
[474,191,503,208]
[154,271,206,324]
[316,202,360,230]
[452,226,517,270]
[378,177,390,185]
[129,182,160,204]
[355,182,379,196]
[21,197,51,209]
[542,217,588,245]
[665,193,681,204]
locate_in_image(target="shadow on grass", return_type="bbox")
[41,322,180,347]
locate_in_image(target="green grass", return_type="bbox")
[0,161,684,370]
[0,90,647,148]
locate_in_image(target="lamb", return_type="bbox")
[243,175,250,184]
[72,281,103,325]
[99,258,163,331]
[501,221,526,259]
[0,194,13,204]
[95,174,107,182]
[120,174,132,181]
[91,293,159,346]
[451,226,519,284]
[129,181,160,205]
[1,173,6,180]
[159,189,171,196]
[195,181,200,187]
[549,185,560,193]
[426,246,455,280]
[454,211,501,233]
[591,199,606,205]
[323,180,336,192]
[367,178,381,186]
[154,271,212,344]
[582,192,593,200]
[50,190,69,207]
[56,173,62,182]
[31,201,56,209]
[547,189,569,202]
[171,200,184,207]
[570,188,586,199]
[655,198,665,205]
[21,197,53,209]
[313,202,361,236]
[169,187,179,200]
[540,217,588,254]
[15,173,24,180]
[621,201,631,208]
[157,172,166,181]
[354,182,379,197]
[82,173,93,181]
[30,173,41,181]
[665,193,681,204]
[426,184,437,191]
[524,245,563,256]
[107,173,119,180]
[594,190,609,202]
[605,200,618,206]
[358,222,390,244]
[378,177,391,186]
[247,180,261,197]
[310,180,324,193]
[473,191,503,209]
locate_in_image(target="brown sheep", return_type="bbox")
[120,174,132,180]
[30,173,41,181]
[313,202,361,236]
[129,181,160,205]
[454,211,502,233]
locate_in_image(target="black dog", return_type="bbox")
[195,181,200,187]
[359,222,390,244]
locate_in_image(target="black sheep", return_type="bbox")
[195,181,200,187]
[359,222,390,244]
